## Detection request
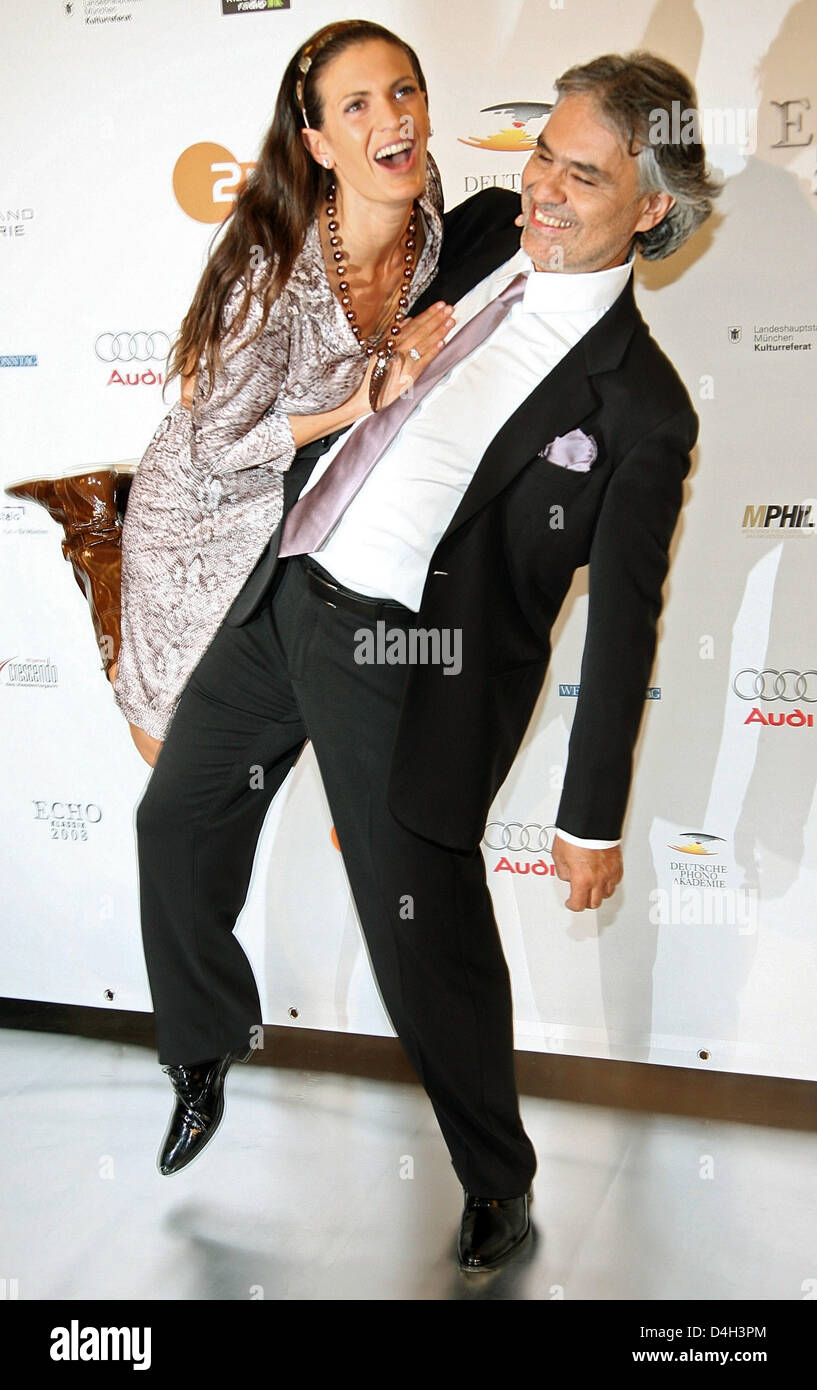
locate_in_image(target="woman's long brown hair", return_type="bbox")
[166,19,428,400]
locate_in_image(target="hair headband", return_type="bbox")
[295,22,382,128]
[295,24,355,129]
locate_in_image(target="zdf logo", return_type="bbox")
[173,143,256,224]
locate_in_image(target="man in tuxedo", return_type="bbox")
[137,53,717,1272]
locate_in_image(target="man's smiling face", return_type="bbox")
[519,91,673,273]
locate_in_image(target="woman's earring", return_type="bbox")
[322,157,330,168]
[428,126,435,137]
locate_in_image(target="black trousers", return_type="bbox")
[136,554,537,1197]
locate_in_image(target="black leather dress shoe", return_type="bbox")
[457,1190,531,1272]
[157,1047,252,1176]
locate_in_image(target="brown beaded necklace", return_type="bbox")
[325,182,418,358]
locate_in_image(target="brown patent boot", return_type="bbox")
[5,467,136,675]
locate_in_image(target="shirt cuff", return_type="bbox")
[554,826,621,850]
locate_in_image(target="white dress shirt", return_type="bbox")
[299,246,633,849]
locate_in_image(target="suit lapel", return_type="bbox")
[413,218,521,313]
[440,276,642,542]
[440,357,597,542]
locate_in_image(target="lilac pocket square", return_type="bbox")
[539,428,597,472]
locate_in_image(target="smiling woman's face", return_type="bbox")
[304,39,430,207]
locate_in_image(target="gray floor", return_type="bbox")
[3,1028,815,1301]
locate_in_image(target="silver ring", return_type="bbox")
[408,347,421,361]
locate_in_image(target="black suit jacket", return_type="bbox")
[227,189,697,852]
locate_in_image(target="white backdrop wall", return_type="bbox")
[2,0,816,1080]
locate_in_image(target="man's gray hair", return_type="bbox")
[554,52,721,260]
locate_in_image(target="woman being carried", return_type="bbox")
[111,18,453,762]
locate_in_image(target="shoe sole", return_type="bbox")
[156,1049,250,1176]
[6,463,139,489]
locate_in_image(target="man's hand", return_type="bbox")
[551,834,623,912]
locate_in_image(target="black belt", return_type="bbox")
[299,557,415,623]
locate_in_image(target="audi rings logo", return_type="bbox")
[94,332,171,364]
[732,668,817,702]
[482,822,557,853]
